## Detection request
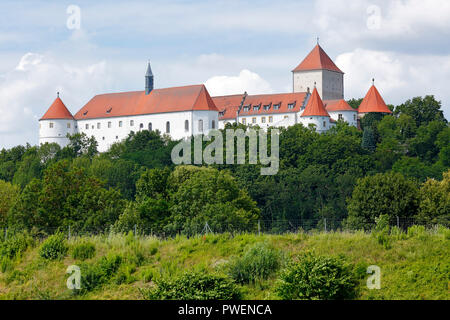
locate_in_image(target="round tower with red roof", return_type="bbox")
[300,86,332,133]
[358,80,392,117]
[39,93,77,147]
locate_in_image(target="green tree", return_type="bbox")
[394,96,447,127]
[417,170,450,226]
[346,172,419,230]
[0,180,20,227]
[361,127,376,152]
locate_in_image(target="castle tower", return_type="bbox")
[39,93,77,147]
[145,61,154,95]
[292,43,344,100]
[358,80,392,117]
[300,86,331,133]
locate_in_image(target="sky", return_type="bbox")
[0,0,449,148]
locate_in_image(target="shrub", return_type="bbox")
[39,233,68,260]
[71,242,96,260]
[228,242,281,284]
[141,271,241,300]
[114,263,137,285]
[407,225,427,240]
[80,254,123,292]
[276,253,358,300]
[0,232,34,259]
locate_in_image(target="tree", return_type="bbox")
[61,133,98,158]
[167,166,260,235]
[361,127,376,152]
[394,96,447,127]
[417,170,450,226]
[346,172,419,230]
[0,180,19,227]
[392,156,434,182]
[346,98,363,110]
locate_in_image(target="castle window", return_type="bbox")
[116,136,118,139]
[273,104,280,110]
[284,115,289,119]
[97,123,101,129]
[49,123,54,128]
[263,104,271,111]
[102,137,105,140]
[166,121,170,133]
[106,107,112,114]
[108,122,112,128]
[323,121,327,127]
[148,123,152,131]
[243,105,250,112]
[253,104,260,111]
[140,123,144,129]
[67,123,71,129]
[212,120,216,129]
[353,114,356,120]
[338,114,343,120]
[185,120,189,132]
[287,102,296,109]
[198,119,203,132]
[269,116,273,123]
[242,118,246,125]
[252,117,256,124]
[130,120,134,126]
[262,117,266,123]
[119,121,123,127]
[85,124,89,129]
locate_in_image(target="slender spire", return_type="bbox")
[317,37,319,45]
[145,61,154,95]
[57,91,60,98]
[372,78,375,86]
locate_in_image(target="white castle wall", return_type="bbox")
[39,119,77,148]
[76,110,218,152]
[299,115,331,133]
[328,110,358,127]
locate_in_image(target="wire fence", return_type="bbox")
[1,217,432,242]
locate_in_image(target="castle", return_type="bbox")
[39,44,392,152]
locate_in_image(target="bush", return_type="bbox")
[39,233,68,260]
[80,254,123,292]
[276,253,358,300]
[71,242,96,261]
[0,232,34,259]
[141,271,241,300]
[228,242,281,284]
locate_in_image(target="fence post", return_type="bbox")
[258,220,261,236]
[324,218,327,233]
[68,225,71,240]
[396,216,400,228]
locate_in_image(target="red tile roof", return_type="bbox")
[74,85,218,120]
[324,99,355,112]
[358,85,392,114]
[213,92,308,120]
[292,44,343,74]
[301,87,330,117]
[40,96,74,120]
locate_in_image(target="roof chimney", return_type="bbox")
[145,61,154,95]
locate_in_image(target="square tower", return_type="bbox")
[292,44,344,101]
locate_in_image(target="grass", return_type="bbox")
[0,228,449,300]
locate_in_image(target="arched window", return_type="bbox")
[185,120,189,132]
[166,121,170,133]
[140,123,144,130]
[148,122,152,131]
[211,120,215,129]
[198,119,203,132]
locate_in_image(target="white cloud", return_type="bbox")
[0,53,112,148]
[204,69,273,96]
[336,49,450,116]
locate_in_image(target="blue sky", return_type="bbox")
[1,0,449,148]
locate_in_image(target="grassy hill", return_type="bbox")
[0,228,449,300]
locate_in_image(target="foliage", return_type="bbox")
[346,172,419,230]
[394,95,447,127]
[0,180,19,227]
[71,242,96,260]
[228,242,281,284]
[141,270,241,300]
[39,233,68,260]
[276,253,358,300]
[417,170,450,226]
[79,254,123,292]
[0,232,34,259]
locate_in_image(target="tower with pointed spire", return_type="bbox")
[39,92,77,147]
[292,43,344,101]
[145,61,154,95]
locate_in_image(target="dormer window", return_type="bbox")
[83,111,88,116]
[253,104,261,111]
[106,107,112,114]
[243,105,251,112]
[263,104,271,111]
[287,102,296,109]
[273,104,281,110]
[219,111,225,117]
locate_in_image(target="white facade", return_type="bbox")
[75,110,218,152]
[293,69,344,101]
[39,119,77,148]
[328,110,358,127]
[298,115,333,133]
